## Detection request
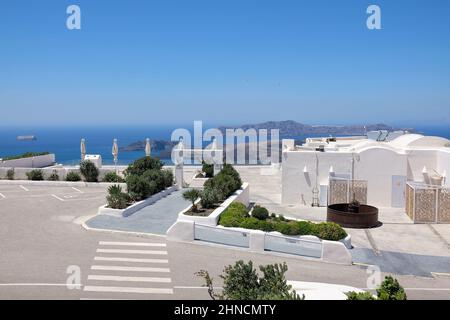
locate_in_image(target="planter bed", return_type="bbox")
[178,182,249,226]
[98,185,178,218]
[0,179,126,188]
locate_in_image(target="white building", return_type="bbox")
[281,133,450,208]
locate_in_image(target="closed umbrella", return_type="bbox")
[80,138,86,161]
[112,139,119,173]
[145,138,151,157]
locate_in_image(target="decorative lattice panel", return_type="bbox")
[350,180,368,205]
[414,188,437,223]
[438,188,450,223]
[329,180,348,205]
[405,184,414,220]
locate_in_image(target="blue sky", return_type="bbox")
[1,0,449,128]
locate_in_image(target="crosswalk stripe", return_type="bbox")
[88,275,171,283]
[83,286,173,294]
[99,241,166,247]
[96,249,167,255]
[91,265,170,273]
[94,257,168,264]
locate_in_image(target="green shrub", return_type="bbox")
[346,291,376,300]
[126,174,157,201]
[200,187,220,209]
[26,169,44,181]
[219,202,249,227]
[6,169,14,180]
[66,171,81,182]
[106,185,130,209]
[161,169,174,188]
[346,276,406,300]
[197,260,303,300]
[202,161,214,178]
[142,169,166,192]
[377,276,407,300]
[103,172,125,183]
[251,205,269,220]
[312,222,347,241]
[274,221,302,236]
[125,156,164,176]
[220,164,242,191]
[294,221,314,235]
[80,160,99,182]
[48,170,60,181]
[240,217,274,232]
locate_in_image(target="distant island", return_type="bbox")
[120,121,414,157]
[218,120,414,138]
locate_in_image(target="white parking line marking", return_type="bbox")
[83,286,173,294]
[0,283,81,287]
[99,241,166,247]
[88,275,171,283]
[91,265,170,273]
[19,185,29,192]
[0,193,5,199]
[94,257,168,264]
[72,187,83,193]
[51,194,65,202]
[96,249,167,255]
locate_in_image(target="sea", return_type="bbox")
[0,125,449,166]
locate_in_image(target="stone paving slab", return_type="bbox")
[86,190,190,235]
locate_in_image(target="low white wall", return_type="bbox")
[0,166,124,181]
[0,154,55,168]
[166,220,352,265]
[98,185,178,218]
[177,182,250,226]
[0,179,126,188]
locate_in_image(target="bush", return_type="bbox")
[6,169,14,180]
[48,170,60,181]
[200,187,221,209]
[251,205,269,220]
[377,276,407,300]
[161,169,174,188]
[142,169,166,192]
[219,202,249,227]
[346,291,376,300]
[220,164,242,190]
[126,174,157,201]
[240,217,274,232]
[197,260,303,300]
[274,221,301,236]
[66,171,81,182]
[103,172,124,183]
[26,169,44,181]
[80,160,99,182]
[125,156,164,176]
[346,276,407,300]
[294,221,314,235]
[202,161,214,178]
[106,185,130,209]
[312,222,347,241]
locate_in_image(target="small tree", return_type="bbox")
[346,275,407,300]
[106,185,130,209]
[6,168,14,180]
[196,260,303,300]
[183,189,201,212]
[80,160,99,182]
[377,276,407,300]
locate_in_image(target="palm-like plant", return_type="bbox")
[183,189,201,212]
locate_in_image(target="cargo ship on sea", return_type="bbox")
[16,135,37,141]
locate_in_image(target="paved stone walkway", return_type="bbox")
[86,190,190,235]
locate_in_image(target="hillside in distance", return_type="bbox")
[218,120,413,138]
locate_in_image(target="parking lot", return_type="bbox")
[1,183,450,299]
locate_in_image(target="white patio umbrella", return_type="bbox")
[145,138,151,157]
[80,138,86,161]
[112,139,119,173]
